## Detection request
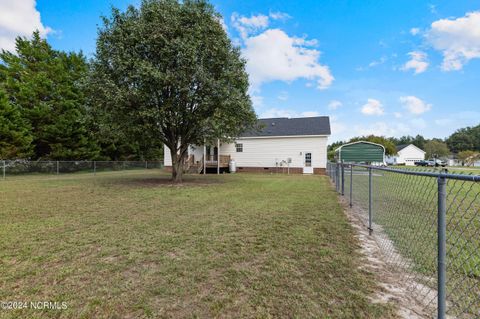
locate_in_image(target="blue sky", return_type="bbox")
[1,1,480,143]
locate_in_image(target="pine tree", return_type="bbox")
[0,32,99,160]
[0,89,34,159]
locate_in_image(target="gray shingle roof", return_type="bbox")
[396,144,409,152]
[240,116,331,137]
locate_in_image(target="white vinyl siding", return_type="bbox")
[164,145,172,166]
[164,136,329,169]
[396,144,426,166]
[163,144,204,166]
[220,136,328,168]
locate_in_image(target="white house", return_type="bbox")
[387,144,426,166]
[164,116,331,174]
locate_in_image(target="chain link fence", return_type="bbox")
[327,162,480,318]
[0,160,164,179]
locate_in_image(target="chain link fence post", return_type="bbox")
[2,160,5,180]
[368,167,373,235]
[437,174,447,319]
[332,163,335,184]
[56,161,59,175]
[349,164,353,207]
[333,163,336,184]
[93,161,96,176]
[341,161,345,196]
[336,163,340,193]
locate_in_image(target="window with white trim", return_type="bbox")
[235,143,243,152]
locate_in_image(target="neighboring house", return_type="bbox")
[164,116,331,174]
[448,154,480,167]
[447,155,461,167]
[386,144,426,166]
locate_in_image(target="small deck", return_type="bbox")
[184,154,230,173]
[205,155,230,168]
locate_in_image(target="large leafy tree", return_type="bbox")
[0,32,98,160]
[424,139,450,159]
[90,0,256,182]
[0,89,33,158]
[457,150,480,166]
[446,125,480,153]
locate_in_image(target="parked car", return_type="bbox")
[415,159,446,167]
[414,160,429,166]
[432,159,447,167]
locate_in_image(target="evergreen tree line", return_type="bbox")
[0,32,163,161]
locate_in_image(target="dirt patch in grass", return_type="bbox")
[103,175,225,188]
[338,196,431,318]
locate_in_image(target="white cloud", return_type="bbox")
[242,28,333,91]
[269,11,291,21]
[292,36,318,47]
[394,112,403,118]
[361,98,384,116]
[0,0,52,52]
[399,96,432,114]
[410,27,420,35]
[260,108,319,118]
[328,100,342,110]
[402,51,429,74]
[231,13,270,39]
[231,11,293,40]
[232,11,333,92]
[427,11,480,71]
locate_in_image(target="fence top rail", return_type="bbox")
[339,163,480,182]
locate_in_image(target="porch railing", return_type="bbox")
[205,154,230,164]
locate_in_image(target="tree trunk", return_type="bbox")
[170,145,188,183]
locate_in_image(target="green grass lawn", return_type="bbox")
[446,166,480,174]
[0,171,395,318]
[389,165,480,175]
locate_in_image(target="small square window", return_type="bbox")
[235,143,243,152]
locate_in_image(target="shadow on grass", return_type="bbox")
[101,174,226,188]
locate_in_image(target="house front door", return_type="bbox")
[303,152,313,174]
